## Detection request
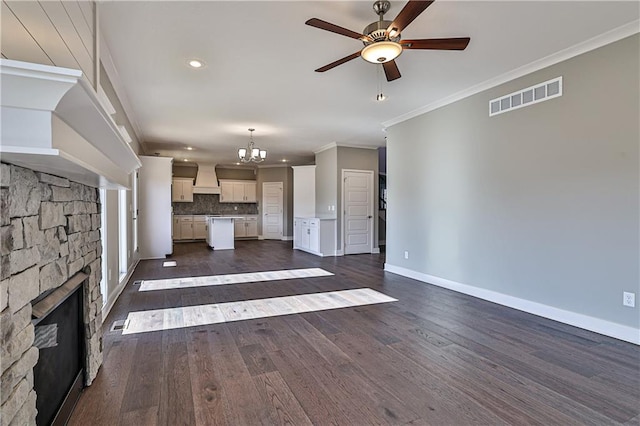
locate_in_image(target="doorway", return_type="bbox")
[262,182,283,239]
[342,170,374,254]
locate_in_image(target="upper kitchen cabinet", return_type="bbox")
[172,177,193,202]
[219,180,257,203]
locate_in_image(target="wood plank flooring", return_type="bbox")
[69,241,640,425]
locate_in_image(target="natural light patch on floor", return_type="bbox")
[138,268,334,292]
[121,288,397,334]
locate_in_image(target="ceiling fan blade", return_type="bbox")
[315,51,362,72]
[382,60,401,81]
[386,1,434,34]
[401,37,470,50]
[305,18,366,40]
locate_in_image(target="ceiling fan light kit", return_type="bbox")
[305,0,470,82]
[238,128,266,163]
[362,41,403,64]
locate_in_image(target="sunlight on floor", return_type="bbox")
[122,288,397,334]
[138,268,334,291]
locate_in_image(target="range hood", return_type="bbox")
[194,163,220,194]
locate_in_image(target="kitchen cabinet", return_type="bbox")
[294,217,336,257]
[173,215,207,240]
[234,216,258,238]
[179,216,194,240]
[219,180,257,203]
[172,216,179,239]
[172,178,193,202]
[193,216,207,239]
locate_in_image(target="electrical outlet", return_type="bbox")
[328,205,331,211]
[623,292,635,307]
[234,206,238,210]
[108,269,112,281]
[404,251,409,259]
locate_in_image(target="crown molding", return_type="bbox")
[314,142,380,154]
[257,164,291,169]
[383,20,640,129]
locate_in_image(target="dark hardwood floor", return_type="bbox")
[69,240,640,425]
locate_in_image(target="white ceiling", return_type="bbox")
[98,1,639,167]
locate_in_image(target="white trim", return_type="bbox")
[383,20,640,128]
[384,263,640,345]
[336,249,344,256]
[281,236,293,241]
[372,247,380,254]
[314,142,380,154]
[102,258,140,320]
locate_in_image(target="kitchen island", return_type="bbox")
[206,216,245,250]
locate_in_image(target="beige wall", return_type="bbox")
[386,35,639,330]
[315,147,337,216]
[336,146,379,249]
[172,164,198,179]
[216,167,256,181]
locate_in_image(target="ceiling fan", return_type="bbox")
[305,0,470,82]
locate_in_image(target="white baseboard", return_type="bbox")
[372,248,380,254]
[336,249,344,256]
[102,258,140,320]
[384,263,640,345]
[258,235,264,240]
[281,236,293,241]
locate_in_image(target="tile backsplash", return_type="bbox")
[172,194,258,215]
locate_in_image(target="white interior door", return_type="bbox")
[263,182,283,239]
[343,170,373,254]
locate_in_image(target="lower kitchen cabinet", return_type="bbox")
[173,215,207,240]
[234,216,258,238]
[179,217,193,240]
[193,216,207,239]
[294,217,336,256]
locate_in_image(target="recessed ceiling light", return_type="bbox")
[188,59,204,68]
[281,159,288,163]
[186,146,193,150]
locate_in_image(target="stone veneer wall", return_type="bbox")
[0,163,103,426]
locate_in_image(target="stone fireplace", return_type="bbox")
[1,163,104,425]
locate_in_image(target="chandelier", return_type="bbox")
[238,128,266,163]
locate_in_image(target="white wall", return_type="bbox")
[385,35,639,342]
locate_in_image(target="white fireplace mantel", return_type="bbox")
[0,59,141,189]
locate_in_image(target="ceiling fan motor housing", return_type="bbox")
[363,20,400,44]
